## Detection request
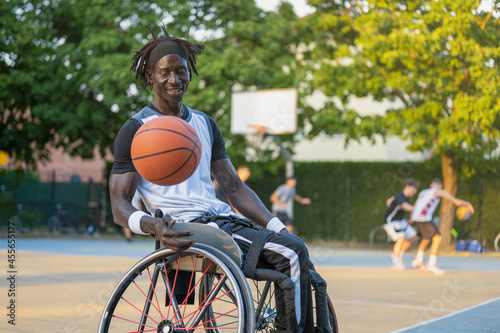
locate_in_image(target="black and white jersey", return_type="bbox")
[111,104,233,222]
[383,191,409,223]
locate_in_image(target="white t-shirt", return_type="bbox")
[411,188,440,222]
[111,104,233,222]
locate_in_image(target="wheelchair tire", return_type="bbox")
[98,243,255,333]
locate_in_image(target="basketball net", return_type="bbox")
[246,124,268,150]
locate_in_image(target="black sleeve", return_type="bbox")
[207,116,228,162]
[110,118,141,174]
[395,191,409,205]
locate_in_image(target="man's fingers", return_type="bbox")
[163,216,175,228]
[163,238,195,251]
[172,230,194,237]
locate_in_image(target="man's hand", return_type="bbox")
[463,202,475,214]
[142,214,195,251]
[301,198,311,205]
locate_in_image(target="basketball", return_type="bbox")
[131,116,202,185]
[456,205,473,221]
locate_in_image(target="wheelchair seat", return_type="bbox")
[171,221,242,266]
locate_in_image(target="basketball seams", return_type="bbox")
[173,116,202,154]
[132,128,201,157]
[148,149,197,183]
[175,116,198,137]
[131,116,202,185]
[188,137,200,176]
[131,147,194,160]
[134,127,198,146]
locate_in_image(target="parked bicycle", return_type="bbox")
[47,204,85,234]
[369,224,391,247]
[9,204,29,234]
[494,232,500,252]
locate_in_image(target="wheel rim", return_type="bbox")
[99,247,250,332]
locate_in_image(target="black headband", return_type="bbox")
[149,40,188,69]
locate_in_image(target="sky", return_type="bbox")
[255,0,315,17]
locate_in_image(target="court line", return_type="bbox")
[390,296,500,333]
[333,299,455,313]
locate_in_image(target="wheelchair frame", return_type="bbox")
[98,224,338,332]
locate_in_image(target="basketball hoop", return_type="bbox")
[246,124,267,150]
[230,88,297,135]
[247,124,268,135]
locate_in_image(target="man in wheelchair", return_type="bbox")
[109,24,329,333]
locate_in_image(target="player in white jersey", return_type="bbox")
[108,25,319,332]
[411,178,474,275]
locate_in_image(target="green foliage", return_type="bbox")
[304,0,500,177]
[1,0,303,169]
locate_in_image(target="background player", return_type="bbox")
[270,176,311,233]
[383,178,420,270]
[411,178,474,275]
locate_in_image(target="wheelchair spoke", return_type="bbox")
[169,260,218,327]
[99,246,254,333]
[181,274,230,327]
[145,266,165,319]
[110,314,157,330]
[119,296,160,325]
[132,280,163,319]
[162,257,180,322]
[192,307,239,330]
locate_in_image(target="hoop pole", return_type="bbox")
[269,134,294,178]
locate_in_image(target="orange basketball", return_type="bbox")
[131,116,202,185]
[456,205,473,221]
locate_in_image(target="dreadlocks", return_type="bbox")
[130,24,205,89]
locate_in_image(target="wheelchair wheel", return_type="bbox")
[251,279,339,333]
[98,243,255,333]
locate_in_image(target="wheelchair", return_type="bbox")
[98,221,338,332]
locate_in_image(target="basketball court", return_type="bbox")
[2,237,499,332]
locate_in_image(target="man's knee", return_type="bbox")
[288,235,309,258]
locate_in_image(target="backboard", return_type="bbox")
[230,88,297,135]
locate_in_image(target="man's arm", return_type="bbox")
[401,202,414,212]
[435,189,475,213]
[386,196,395,207]
[109,172,194,251]
[211,158,282,230]
[293,193,311,205]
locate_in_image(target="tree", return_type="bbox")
[1,0,140,166]
[1,0,300,174]
[303,0,500,247]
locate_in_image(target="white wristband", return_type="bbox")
[266,217,287,233]
[128,211,150,235]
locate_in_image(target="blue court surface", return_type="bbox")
[7,237,500,332]
[13,238,500,273]
[392,297,500,333]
